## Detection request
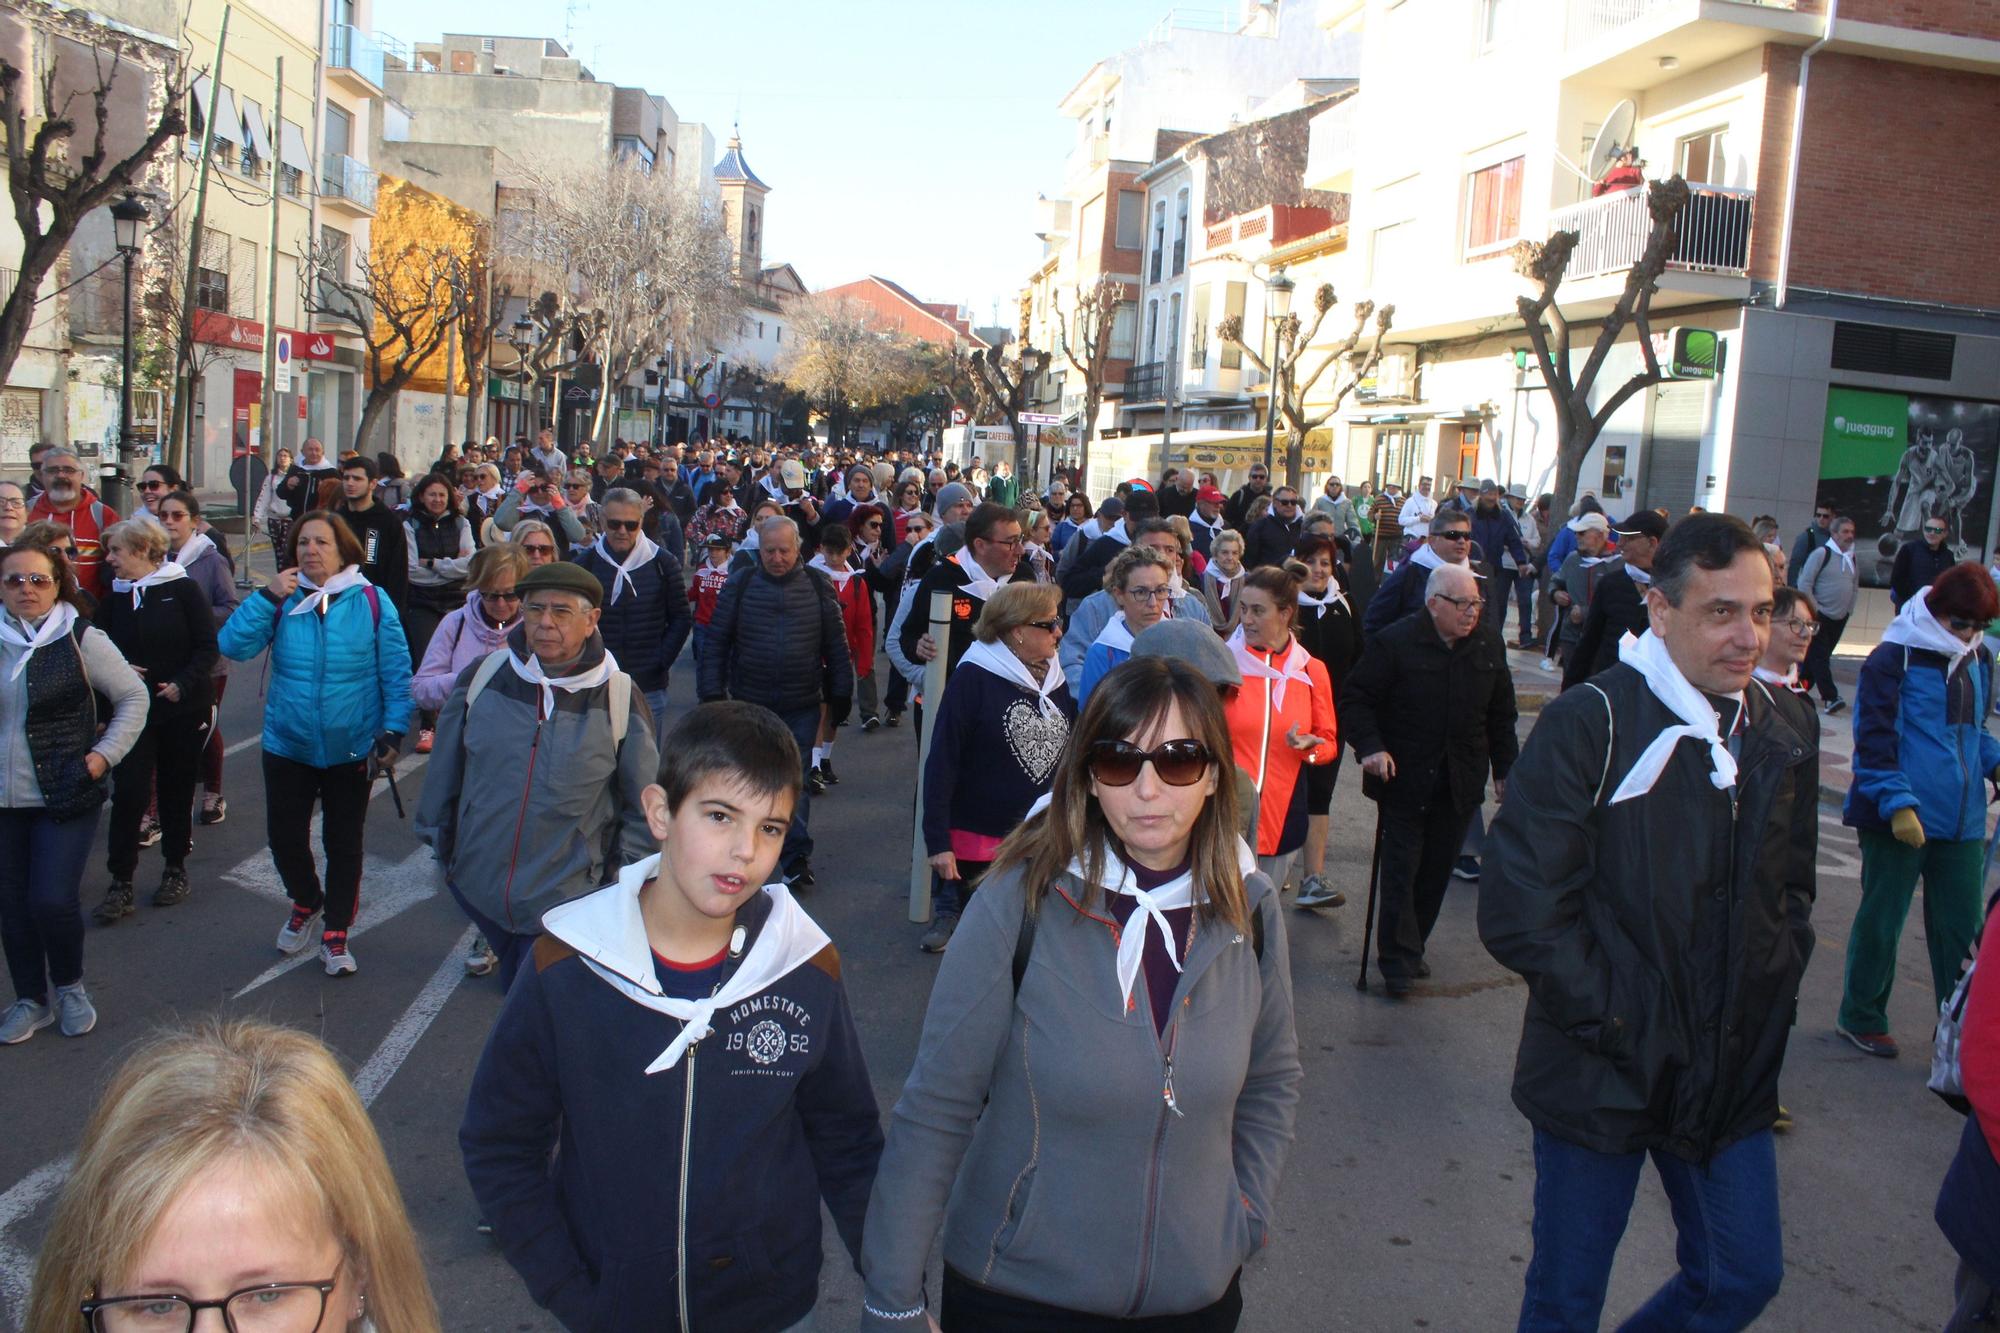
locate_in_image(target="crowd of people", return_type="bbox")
[6,430,2000,1333]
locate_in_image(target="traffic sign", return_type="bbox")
[273,332,293,393]
[1020,412,1061,425]
[703,392,721,408]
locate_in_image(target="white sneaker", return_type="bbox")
[320,939,358,976]
[277,907,322,954]
[465,935,498,977]
[54,983,96,1037]
[1539,657,1558,673]
[0,998,53,1044]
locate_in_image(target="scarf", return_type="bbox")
[951,553,1002,602]
[1824,541,1856,578]
[1881,585,1979,673]
[1625,564,1652,585]
[1407,543,1445,572]
[1206,566,1244,601]
[288,565,369,617]
[1227,627,1315,711]
[1297,583,1347,620]
[112,560,188,608]
[592,533,659,605]
[808,553,856,592]
[1190,510,1224,541]
[172,530,217,572]
[1102,517,1130,546]
[508,643,618,720]
[960,636,1067,718]
[0,601,78,680]
[1610,630,1739,803]
[1753,663,1805,693]
[1060,836,1257,1010]
[1092,612,1136,655]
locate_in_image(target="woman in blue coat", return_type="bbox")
[219,512,412,978]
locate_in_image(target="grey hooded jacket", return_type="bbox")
[858,856,1300,1327]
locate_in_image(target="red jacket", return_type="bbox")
[1964,896,2000,1151]
[688,559,732,627]
[812,558,874,679]
[29,487,118,598]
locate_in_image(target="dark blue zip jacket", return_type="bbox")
[1845,640,2000,842]
[571,544,692,694]
[461,880,883,1333]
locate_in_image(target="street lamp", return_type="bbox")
[1260,267,1295,478]
[656,353,671,448]
[110,192,148,488]
[506,314,535,437]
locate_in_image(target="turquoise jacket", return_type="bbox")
[219,583,413,767]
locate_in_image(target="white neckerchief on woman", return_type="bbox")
[1610,629,1739,804]
[173,530,217,571]
[288,565,369,617]
[1093,611,1136,655]
[593,532,658,604]
[1297,583,1346,620]
[1752,663,1799,690]
[508,642,618,720]
[960,636,1066,718]
[1059,834,1256,1011]
[808,553,856,592]
[1227,627,1313,710]
[1881,584,1979,672]
[112,560,188,609]
[0,601,78,680]
[1207,566,1243,599]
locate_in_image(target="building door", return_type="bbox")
[1371,428,1423,491]
[1642,382,1705,516]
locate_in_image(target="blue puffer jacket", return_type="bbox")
[219,582,414,767]
[1845,640,2000,842]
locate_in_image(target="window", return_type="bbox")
[1167,293,1182,378]
[1477,0,1519,51]
[316,225,349,313]
[323,104,351,159]
[1464,156,1524,255]
[1190,285,1209,373]
[1677,128,1727,185]
[1371,220,1417,284]
[281,165,304,198]
[1145,299,1159,362]
[1102,92,1115,137]
[195,229,230,312]
[1173,188,1189,276]
[480,36,495,52]
[747,207,760,255]
[1151,201,1166,282]
[1115,190,1144,251]
[1219,281,1246,369]
[1109,300,1138,360]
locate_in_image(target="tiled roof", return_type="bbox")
[714,137,768,189]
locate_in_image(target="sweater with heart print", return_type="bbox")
[921,654,1077,858]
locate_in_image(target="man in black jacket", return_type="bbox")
[1224,462,1271,531]
[899,502,1027,680]
[1479,513,1815,1331]
[1340,562,1516,995]
[1242,485,1306,568]
[1363,508,1476,635]
[1890,517,1955,609]
[333,455,409,609]
[573,489,692,746]
[1561,509,1666,689]
[696,515,853,887]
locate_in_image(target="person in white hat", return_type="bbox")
[1547,512,1612,670]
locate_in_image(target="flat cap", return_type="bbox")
[1131,618,1242,688]
[519,560,604,607]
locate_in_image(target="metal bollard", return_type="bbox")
[908,589,954,923]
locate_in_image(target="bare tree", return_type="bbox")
[1219,283,1396,491]
[1513,175,1691,523]
[969,342,1051,481]
[776,294,896,448]
[1053,275,1123,481]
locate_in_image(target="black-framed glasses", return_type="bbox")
[604,518,641,532]
[81,1267,339,1331]
[1433,530,1472,542]
[1782,618,1819,637]
[138,479,167,491]
[1274,497,1299,507]
[1025,618,1062,633]
[1087,738,1214,788]
[1432,593,1481,613]
[1120,584,1170,603]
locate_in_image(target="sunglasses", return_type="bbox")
[1087,738,1214,788]
[1925,525,1948,535]
[139,480,166,491]
[566,482,590,490]
[1025,618,1062,633]
[1949,617,1984,632]
[1434,530,1472,542]
[521,543,556,556]
[3,572,55,589]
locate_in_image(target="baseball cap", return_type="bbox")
[1568,513,1611,535]
[704,532,732,548]
[1612,510,1669,541]
[780,459,807,489]
[1196,485,1226,505]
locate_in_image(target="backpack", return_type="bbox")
[1931,881,2000,1115]
[463,648,632,745]
[1012,891,1264,994]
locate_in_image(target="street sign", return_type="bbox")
[950,407,968,425]
[1020,412,1061,425]
[703,391,721,408]
[273,332,293,393]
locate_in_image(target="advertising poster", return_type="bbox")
[1817,387,2000,588]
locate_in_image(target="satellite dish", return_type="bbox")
[1585,100,1639,182]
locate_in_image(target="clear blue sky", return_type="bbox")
[400,0,1184,326]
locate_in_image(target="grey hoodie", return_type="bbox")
[858,852,1301,1326]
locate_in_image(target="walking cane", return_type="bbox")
[1355,805,1385,992]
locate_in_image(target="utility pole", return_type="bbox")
[166,5,232,477]
[255,57,283,573]
[441,273,459,453]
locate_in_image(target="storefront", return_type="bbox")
[189,312,336,489]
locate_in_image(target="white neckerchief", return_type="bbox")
[1102,517,1130,546]
[1625,564,1653,585]
[952,553,1003,602]
[1297,583,1346,620]
[507,643,618,719]
[1093,611,1136,654]
[0,602,78,680]
[1207,566,1244,598]
[960,636,1067,718]
[1061,836,1256,1010]
[112,560,188,608]
[1881,585,1979,672]
[1190,510,1223,539]
[1610,630,1740,804]
[288,565,368,617]
[1578,554,1610,569]
[593,533,659,605]
[1825,541,1856,578]
[542,853,830,1074]
[1753,663,1803,692]
[478,484,503,503]
[1408,543,1446,572]
[172,531,217,571]
[1227,627,1314,710]
[808,553,856,592]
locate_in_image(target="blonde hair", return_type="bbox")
[974,580,1061,644]
[1103,542,1171,594]
[102,519,169,564]
[29,1021,440,1333]
[468,541,531,594]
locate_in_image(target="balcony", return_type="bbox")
[1127,361,1166,404]
[1562,0,1816,89]
[1546,183,1755,280]
[319,153,378,215]
[1303,92,1358,193]
[326,23,386,95]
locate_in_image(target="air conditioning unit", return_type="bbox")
[1355,349,1416,403]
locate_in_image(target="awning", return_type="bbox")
[205,82,239,150]
[239,97,272,163]
[279,119,312,174]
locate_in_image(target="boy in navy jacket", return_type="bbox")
[461,702,883,1332]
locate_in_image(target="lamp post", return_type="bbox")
[506,313,535,440]
[110,193,148,499]
[1259,267,1295,480]
[656,354,671,449]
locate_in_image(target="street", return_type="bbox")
[0,654,1970,1332]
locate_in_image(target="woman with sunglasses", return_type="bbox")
[0,541,147,1044]
[1076,545,1174,708]
[563,470,603,541]
[864,656,1300,1331]
[892,477,928,545]
[29,1019,441,1332]
[1224,563,1335,890]
[403,475,476,753]
[508,520,559,567]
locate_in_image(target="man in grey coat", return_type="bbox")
[1793,513,1858,713]
[415,560,659,987]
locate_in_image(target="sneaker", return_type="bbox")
[783,861,815,891]
[820,759,840,786]
[136,815,162,848]
[54,983,96,1037]
[465,935,498,978]
[1452,855,1481,881]
[1295,875,1346,910]
[320,933,358,977]
[152,865,190,907]
[1539,657,1558,673]
[884,710,902,728]
[1773,1104,1794,1134]
[92,880,135,925]
[200,794,227,825]
[0,998,53,1045]
[920,912,959,953]
[415,728,435,755]
[861,714,881,732]
[277,904,321,954]
[1835,1025,1897,1058]
[1823,698,1847,716]
[806,768,828,796]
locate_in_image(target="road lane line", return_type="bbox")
[353,925,478,1107]
[224,734,261,757]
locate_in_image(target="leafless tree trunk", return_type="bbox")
[970,343,1050,482]
[1219,284,1395,491]
[1054,275,1122,483]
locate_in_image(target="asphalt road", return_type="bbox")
[0,654,1973,1332]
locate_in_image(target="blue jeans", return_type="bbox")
[447,879,538,994]
[1520,1127,1782,1332]
[0,805,102,1002]
[644,687,671,749]
[777,705,819,871]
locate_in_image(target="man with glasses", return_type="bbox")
[1891,511,1957,612]
[1224,463,1272,532]
[0,479,28,547]
[1794,513,1859,714]
[1244,486,1307,569]
[1364,509,1476,635]
[573,488,690,746]
[1343,561,1518,996]
[903,502,1028,679]
[1788,500,1834,590]
[417,560,658,990]
[1564,510,1669,691]
[27,447,119,598]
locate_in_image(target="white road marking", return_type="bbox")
[0,1158,72,1326]
[353,925,478,1107]
[224,734,261,757]
[231,847,442,997]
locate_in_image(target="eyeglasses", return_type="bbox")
[985,534,1024,548]
[604,518,641,532]
[1782,618,1819,637]
[1925,525,1948,535]
[523,601,584,622]
[1433,530,1472,542]
[566,482,590,491]
[139,480,166,491]
[1815,511,1833,520]
[486,588,522,603]
[43,465,81,477]
[1431,593,1482,613]
[1274,497,1299,507]
[159,510,192,523]
[1087,738,1214,788]
[81,1268,340,1332]
[1121,584,1170,603]
[2,572,54,589]
[0,496,22,509]
[1025,618,1062,633]
[520,543,557,557]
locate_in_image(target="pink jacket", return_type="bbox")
[412,592,520,713]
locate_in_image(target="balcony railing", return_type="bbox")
[327,24,386,88]
[1126,360,1165,403]
[1567,0,1797,49]
[1545,184,1755,281]
[320,153,379,212]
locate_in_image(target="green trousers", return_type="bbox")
[1838,827,1986,1036]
